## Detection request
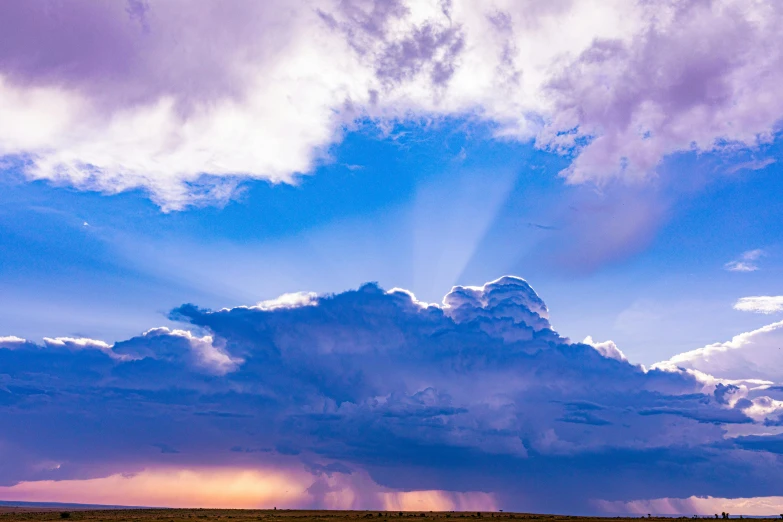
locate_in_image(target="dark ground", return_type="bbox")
[0,510,779,522]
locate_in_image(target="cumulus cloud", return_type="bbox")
[653,320,783,385]
[1,0,782,208]
[2,275,783,512]
[725,249,765,272]
[0,336,27,349]
[582,336,627,362]
[112,327,244,375]
[734,296,783,314]
[253,292,319,312]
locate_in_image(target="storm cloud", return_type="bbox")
[2,276,782,512]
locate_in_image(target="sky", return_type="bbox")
[1,0,783,515]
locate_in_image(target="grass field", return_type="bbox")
[1,510,781,522]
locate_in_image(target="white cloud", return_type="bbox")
[2,0,783,208]
[653,320,783,383]
[734,296,783,314]
[742,395,783,424]
[169,329,244,375]
[0,335,27,349]
[117,327,244,375]
[253,292,319,311]
[582,336,627,362]
[42,336,111,351]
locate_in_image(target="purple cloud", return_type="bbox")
[540,0,783,184]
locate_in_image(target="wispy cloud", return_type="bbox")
[726,157,777,174]
[725,249,765,272]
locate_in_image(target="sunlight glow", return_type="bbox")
[0,467,497,511]
[0,468,312,509]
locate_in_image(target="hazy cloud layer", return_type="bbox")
[2,276,783,512]
[1,0,782,208]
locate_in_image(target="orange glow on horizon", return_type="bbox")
[0,467,497,512]
[0,468,312,509]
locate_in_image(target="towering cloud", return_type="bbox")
[1,276,782,512]
[1,0,781,208]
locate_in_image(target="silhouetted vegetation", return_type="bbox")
[0,509,779,522]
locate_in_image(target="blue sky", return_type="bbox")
[2,120,781,363]
[3,0,783,514]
